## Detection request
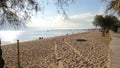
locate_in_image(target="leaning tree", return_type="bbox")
[93,15,120,36]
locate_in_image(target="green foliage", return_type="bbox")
[111,20,120,32]
[93,15,119,30]
[93,15,105,29]
[93,15,120,36]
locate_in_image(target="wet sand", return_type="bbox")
[1,30,110,68]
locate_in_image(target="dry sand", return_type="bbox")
[1,30,110,68]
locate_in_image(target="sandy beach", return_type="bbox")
[1,30,111,68]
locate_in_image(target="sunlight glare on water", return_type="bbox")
[0,31,24,43]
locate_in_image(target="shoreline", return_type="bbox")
[1,30,110,68]
[1,30,91,46]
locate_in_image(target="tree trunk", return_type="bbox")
[0,47,5,68]
[102,29,106,37]
[106,29,109,35]
[102,31,105,37]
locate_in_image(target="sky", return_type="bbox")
[0,0,109,30]
[26,0,108,29]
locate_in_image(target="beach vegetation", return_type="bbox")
[100,34,112,45]
[93,15,120,36]
[111,20,120,32]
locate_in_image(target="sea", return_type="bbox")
[0,29,90,45]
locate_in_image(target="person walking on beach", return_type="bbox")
[0,43,5,68]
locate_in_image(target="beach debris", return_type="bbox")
[56,58,61,62]
[76,38,87,42]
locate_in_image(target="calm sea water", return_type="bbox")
[0,29,90,45]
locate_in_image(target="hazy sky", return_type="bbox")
[0,0,108,30]
[26,0,108,29]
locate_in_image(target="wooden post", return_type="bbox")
[17,40,21,68]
